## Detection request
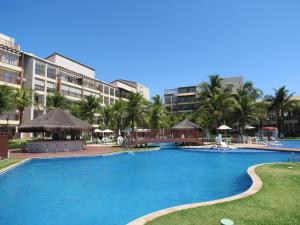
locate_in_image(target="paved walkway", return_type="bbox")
[232,143,300,152]
[10,145,125,159]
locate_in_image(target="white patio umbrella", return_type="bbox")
[103,129,114,133]
[217,125,232,130]
[244,125,255,130]
[94,129,103,133]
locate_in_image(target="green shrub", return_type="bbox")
[8,139,26,149]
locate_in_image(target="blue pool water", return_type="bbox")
[278,140,300,149]
[0,149,297,225]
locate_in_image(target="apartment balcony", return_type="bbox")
[176,92,196,97]
[34,84,45,92]
[0,112,19,121]
[0,71,20,86]
[47,73,56,80]
[46,87,56,92]
[61,90,82,98]
[0,37,20,51]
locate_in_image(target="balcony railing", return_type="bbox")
[0,55,20,67]
[35,84,45,91]
[0,72,19,84]
[61,90,81,98]
[83,83,98,90]
[47,87,56,92]
[0,113,19,121]
[0,38,20,50]
[47,73,56,79]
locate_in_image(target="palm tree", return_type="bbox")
[0,85,14,114]
[69,103,82,118]
[111,100,127,133]
[196,75,236,132]
[150,95,168,129]
[126,92,148,132]
[13,87,33,125]
[80,95,100,125]
[100,104,113,129]
[47,91,67,110]
[264,86,295,137]
[199,74,223,93]
[233,82,266,134]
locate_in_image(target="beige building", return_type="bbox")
[164,76,244,114]
[0,33,23,127]
[22,53,119,126]
[0,33,150,130]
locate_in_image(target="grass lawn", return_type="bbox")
[0,158,24,170]
[147,163,300,225]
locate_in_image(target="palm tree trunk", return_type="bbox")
[131,116,134,132]
[19,109,24,125]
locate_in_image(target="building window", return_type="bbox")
[83,91,98,98]
[35,63,45,76]
[0,50,19,66]
[47,67,56,79]
[104,86,109,95]
[61,84,81,98]
[99,95,103,104]
[47,82,56,92]
[34,94,44,107]
[34,78,45,91]
[104,97,109,105]
[0,69,19,84]
[178,87,196,94]
[83,80,97,90]
[99,84,103,93]
[59,72,82,85]
[110,88,115,96]
[110,98,115,104]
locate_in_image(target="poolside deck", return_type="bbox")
[10,145,125,159]
[232,143,300,152]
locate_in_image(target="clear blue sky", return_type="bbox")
[2,0,300,97]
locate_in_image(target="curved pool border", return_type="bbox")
[127,163,264,225]
[0,158,31,175]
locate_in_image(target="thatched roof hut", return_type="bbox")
[19,108,93,133]
[172,119,201,130]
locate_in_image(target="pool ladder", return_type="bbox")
[288,152,296,163]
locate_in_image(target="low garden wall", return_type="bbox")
[27,140,83,153]
[0,134,8,158]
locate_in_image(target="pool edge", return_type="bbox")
[0,158,31,175]
[126,163,264,225]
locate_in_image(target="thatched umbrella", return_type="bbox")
[172,119,201,139]
[172,119,201,130]
[19,108,93,134]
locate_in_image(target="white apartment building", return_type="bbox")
[22,53,119,125]
[0,33,23,127]
[0,33,150,130]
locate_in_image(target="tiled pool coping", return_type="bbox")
[0,158,31,175]
[126,163,264,225]
[180,145,300,152]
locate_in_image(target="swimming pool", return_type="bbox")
[278,140,300,149]
[0,149,296,225]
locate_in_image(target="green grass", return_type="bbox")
[147,163,300,225]
[0,158,24,170]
